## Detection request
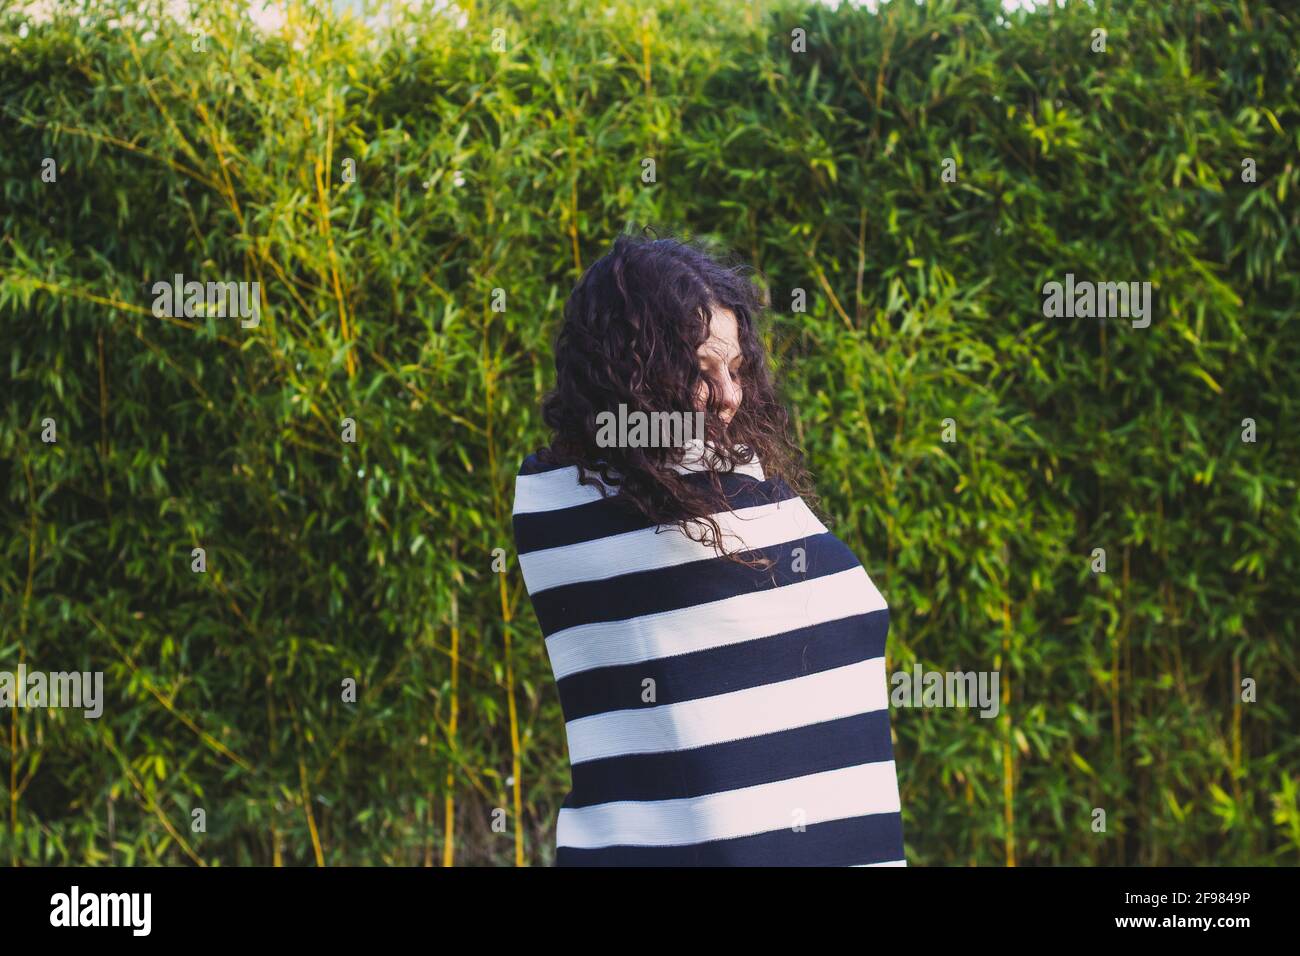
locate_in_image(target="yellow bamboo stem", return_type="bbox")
[1002,600,1015,867]
[442,587,460,867]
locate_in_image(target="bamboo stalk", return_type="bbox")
[85,612,254,772]
[1114,546,1129,865]
[312,84,356,379]
[298,753,325,866]
[267,674,283,867]
[9,460,40,866]
[483,298,526,863]
[500,574,524,866]
[442,581,460,867]
[97,729,206,866]
[1001,600,1015,867]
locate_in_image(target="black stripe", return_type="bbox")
[555,810,905,866]
[566,709,896,806]
[518,449,767,477]
[554,609,888,722]
[512,473,794,554]
[531,533,859,634]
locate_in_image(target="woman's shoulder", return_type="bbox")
[517,450,556,476]
[512,449,620,516]
[517,448,616,479]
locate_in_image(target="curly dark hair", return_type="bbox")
[539,228,813,555]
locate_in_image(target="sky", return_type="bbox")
[12,0,1072,43]
[17,0,1064,33]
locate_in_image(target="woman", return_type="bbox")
[512,232,905,866]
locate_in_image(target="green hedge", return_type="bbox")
[1,0,1297,865]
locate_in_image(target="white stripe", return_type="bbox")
[519,497,825,593]
[673,439,764,479]
[564,656,888,764]
[669,459,765,480]
[513,449,766,516]
[513,466,614,515]
[546,566,886,680]
[853,859,907,866]
[557,759,901,849]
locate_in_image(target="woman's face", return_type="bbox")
[694,307,743,425]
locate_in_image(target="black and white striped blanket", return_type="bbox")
[511,443,906,866]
